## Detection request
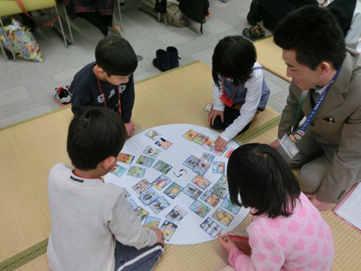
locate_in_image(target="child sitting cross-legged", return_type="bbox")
[47,106,165,271]
[218,143,334,271]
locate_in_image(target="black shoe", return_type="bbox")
[153,49,171,72]
[247,0,262,25]
[166,46,180,69]
[242,25,265,41]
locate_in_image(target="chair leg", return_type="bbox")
[0,18,16,61]
[62,4,73,44]
[54,6,68,48]
[116,0,123,30]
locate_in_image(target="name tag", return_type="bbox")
[279,134,299,159]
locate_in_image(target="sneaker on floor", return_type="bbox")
[53,86,71,106]
[242,25,265,41]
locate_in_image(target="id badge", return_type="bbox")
[279,134,299,159]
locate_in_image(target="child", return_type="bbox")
[208,36,270,152]
[70,36,137,137]
[217,143,334,270]
[47,107,165,271]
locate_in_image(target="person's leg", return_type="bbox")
[77,12,109,36]
[247,0,262,25]
[114,241,164,271]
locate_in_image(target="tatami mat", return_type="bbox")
[1,62,360,271]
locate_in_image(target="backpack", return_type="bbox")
[178,0,209,33]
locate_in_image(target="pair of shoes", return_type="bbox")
[242,25,265,41]
[153,47,180,72]
[53,86,72,106]
[107,25,122,37]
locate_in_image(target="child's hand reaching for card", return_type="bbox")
[208,109,224,126]
[217,232,236,253]
[214,136,227,152]
[152,228,166,245]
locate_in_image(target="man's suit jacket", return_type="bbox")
[278,48,361,203]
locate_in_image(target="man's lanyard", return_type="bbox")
[290,66,341,141]
[96,67,121,117]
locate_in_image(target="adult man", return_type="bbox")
[270,6,361,211]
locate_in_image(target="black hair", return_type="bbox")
[67,106,126,170]
[212,36,257,88]
[274,5,346,70]
[227,143,301,218]
[95,36,138,77]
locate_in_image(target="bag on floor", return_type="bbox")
[164,2,190,27]
[0,19,43,62]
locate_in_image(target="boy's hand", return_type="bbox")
[124,121,135,137]
[214,136,227,152]
[151,228,165,245]
[217,232,236,253]
[208,109,224,126]
[270,139,280,149]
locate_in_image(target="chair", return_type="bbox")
[0,0,73,61]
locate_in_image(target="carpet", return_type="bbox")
[0,62,359,271]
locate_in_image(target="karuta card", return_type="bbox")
[191,174,211,190]
[127,198,137,210]
[142,145,161,158]
[127,166,146,178]
[183,155,200,170]
[153,160,172,174]
[182,129,198,141]
[193,161,210,176]
[189,200,211,218]
[200,217,223,238]
[136,155,155,167]
[217,175,228,188]
[211,145,228,156]
[144,216,161,229]
[211,183,229,199]
[149,196,170,214]
[200,190,221,207]
[212,207,234,226]
[202,138,215,151]
[212,161,225,174]
[200,152,215,164]
[160,220,178,241]
[122,188,131,199]
[182,183,203,200]
[139,188,159,205]
[152,174,172,190]
[132,179,152,195]
[203,103,214,112]
[224,148,234,159]
[193,133,209,145]
[134,206,149,223]
[110,164,126,177]
[221,196,241,215]
[155,138,173,150]
[164,182,183,199]
[145,129,162,141]
[166,205,187,224]
[118,153,135,164]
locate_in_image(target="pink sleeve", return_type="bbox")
[228,247,251,270]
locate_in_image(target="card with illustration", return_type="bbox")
[127,198,137,210]
[212,207,234,226]
[203,103,214,112]
[212,161,225,174]
[221,196,241,215]
[211,183,229,199]
[193,133,209,145]
[152,174,172,190]
[155,138,173,150]
[200,152,215,164]
[132,179,152,195]
[182,129,198,141]
[142,145,161,158]
[134,206,149,223]
[160,220,178,241]
[191,174,211,190]
[145,129,161,141]
[153,160,172,174]
[182,183,203,200]
[127,166,146,178]
[189,200,211,218]
[122,188,131,199]
[110,164,127,177]
[164,182,183,199]
[193,161,210,176]
[211,146,228,156]
[118,153,135,164]
[183,155,200,170]
[136,155,155,167]
[200,190,221,208]
[143,216,161,229]
[200,217,223,238]
[217,175,228,188]
[202,138,215,151]
[149,196,170,214]
[224,148,234,159]
[139,188,159,205]
[166,205,187,224]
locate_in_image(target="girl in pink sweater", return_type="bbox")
[218,144,334,270]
